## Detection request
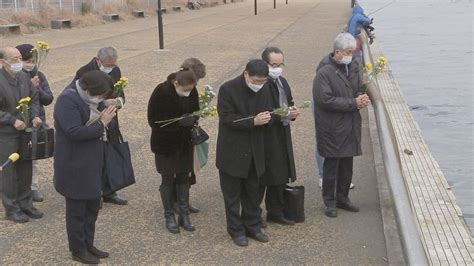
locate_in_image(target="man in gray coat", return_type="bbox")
[0,47,43,223]
[312,33,370,218]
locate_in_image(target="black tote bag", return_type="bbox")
[283,185,305,223]
[103,133,135,196]
[18,124,54,161]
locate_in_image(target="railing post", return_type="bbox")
[254,0,257,15]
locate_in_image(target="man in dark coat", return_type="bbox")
[17,43,54,202]
[312,33,370,218]
[216,59,272,247]
[54,71,117,264]
[259,47,299,226]
[72,46,127,206]
[0,47,43,223]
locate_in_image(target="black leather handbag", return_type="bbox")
[103,133,135,196]
[191,125,209,145]
[283,185,305,223]
[18,124,54,161]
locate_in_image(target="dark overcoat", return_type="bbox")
[147,73,199,174]
[260,77,297,185]
[216,74,272,179]
[25,69,53,122]
[53,84,106,200]
[312,53,363,158]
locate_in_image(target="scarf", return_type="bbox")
[76,80,107,140]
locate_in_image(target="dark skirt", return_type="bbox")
[154,146,193,176]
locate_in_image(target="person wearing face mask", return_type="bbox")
[312,33,370,218]
[73,47,128,206]
[258,47,299,226]
[147,68,200,234]
[216,59,273,247]
[16,43,54,203]
[54,71,117,264]
[0,47,43,223]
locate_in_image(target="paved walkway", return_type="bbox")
[0,0,388,263]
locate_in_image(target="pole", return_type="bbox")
[254,0,257,15]
[157,0,164,49]
[286,0,288,4]
[273,0,275,9]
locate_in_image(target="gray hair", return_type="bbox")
[97,47,118,61]
[333,33,356,52]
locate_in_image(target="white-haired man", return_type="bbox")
[312,33,370,218]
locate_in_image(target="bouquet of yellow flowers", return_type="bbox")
[113,77,129,98]
[233,100,312,123]
[362,56,387,92]
[16,97,31,128]
[31,41,50,73]
[155,85,218,128]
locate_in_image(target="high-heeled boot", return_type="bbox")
[159,184,180,234]
[176,183,195,231]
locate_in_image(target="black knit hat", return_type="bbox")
[16,44,34,61]
[79,70,114,96]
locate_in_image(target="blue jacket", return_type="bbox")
[347,4,371,37]
[53,83,106,200]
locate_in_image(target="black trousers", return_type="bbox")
[219,165,261,238]
[0,133,33,215]
[258,184,286,218]
[322,157,353,207]
[65,197,101,254]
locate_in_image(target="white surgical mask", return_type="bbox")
[340,55,353,65]
[268,67,283,79]
[23,63,35,72]
[9,62,23,73]
[176,89,191,97]
[247,82,264,93]
[99,65,114,74]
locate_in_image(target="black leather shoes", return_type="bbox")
[5,211,29,223]
[267,215,295,225]
[165,215,180,234]
[72,250,99,264]
[246,231,269,243]
[31,190,44,202]
[178,215,195,231]
[22,207,43,219]
[232,235,249,247]
[88,246,109,258]
[103,195,128,205]
[188,203,200,213]
[325,207,337,218]
[336,202,360,212]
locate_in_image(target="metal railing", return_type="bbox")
[0,0,162,12]
[360,32,429,265]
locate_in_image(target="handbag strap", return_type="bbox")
[42,124,50,158]
[30,127,38,159]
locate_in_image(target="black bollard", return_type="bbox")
[254,0,257,15]
[157,0,164,49]
[274,0,276,8]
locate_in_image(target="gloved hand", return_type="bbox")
[179,114,197,127]
[367,25,375,32]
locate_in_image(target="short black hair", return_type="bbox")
[79,70,113,96]
[261,47,283,63]
[175,68,197,86]
[245,59,268,77]
[181,58,206,79]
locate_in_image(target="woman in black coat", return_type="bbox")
[54,71,117,264]
[147,68,199,234]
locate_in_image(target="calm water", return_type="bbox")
[360,0,474,234]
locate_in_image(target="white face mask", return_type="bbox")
[99,65,114,74]
[340,55,353,65]
[176,89,191,97]
[8,62,23,73]
[268,67,283,79]
[247,82,264,93]
[23,63,35,72]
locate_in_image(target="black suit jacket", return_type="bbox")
[216,74,272,179]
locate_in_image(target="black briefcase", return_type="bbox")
[283,185,305,223]
[18,124,54,161]
[103,134,135,196]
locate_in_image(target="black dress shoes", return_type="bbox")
[88,246,110,258]
[232,235,249,247]
[31,190,44,202]
[72,250,99,264]
[103,194,128,205]
[336,202,360,212]
[267,215,295,225]
[325,207,337,218]
[22,207,43,219]
[5,211,29,223]
[246,231,269,243]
